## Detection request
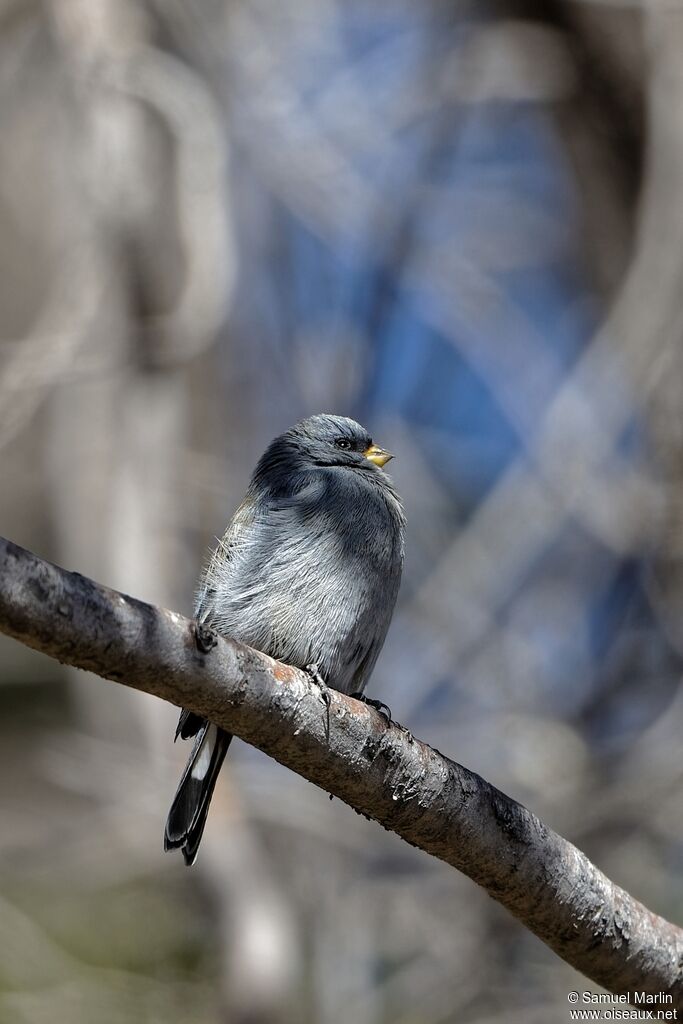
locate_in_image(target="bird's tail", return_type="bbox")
[164,721,232,866]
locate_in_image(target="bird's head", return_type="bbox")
[253,414,394,487]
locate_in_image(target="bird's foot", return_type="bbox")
[195,622,218,654]
[350,692,393,725]
[306,663,331,707]
[305,662,326,688]
[306,663,332,740]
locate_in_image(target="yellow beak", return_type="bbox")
[363,443,393,467]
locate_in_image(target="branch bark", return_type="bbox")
[1,534,682,1003]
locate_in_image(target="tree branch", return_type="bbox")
[1,534,682,1002]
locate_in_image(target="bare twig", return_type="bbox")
[0,534,682,1003]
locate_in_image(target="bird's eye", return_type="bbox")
[335,438,352,451]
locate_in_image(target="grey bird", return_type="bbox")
[164,413,406,865]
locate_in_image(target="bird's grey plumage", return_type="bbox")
[165,414,405,864]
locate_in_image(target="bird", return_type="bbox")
[164,413,406,865]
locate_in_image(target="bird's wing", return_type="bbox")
[193,473,330,627]
[193,495,258,622]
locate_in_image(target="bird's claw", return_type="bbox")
[195,622,218,654]
[309,667,331,708]
[306,663,331,708]
[305,662,326,687]
[350,692,393,725]
[306,663,332,739]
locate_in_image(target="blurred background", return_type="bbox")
[2,1,683,1022]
